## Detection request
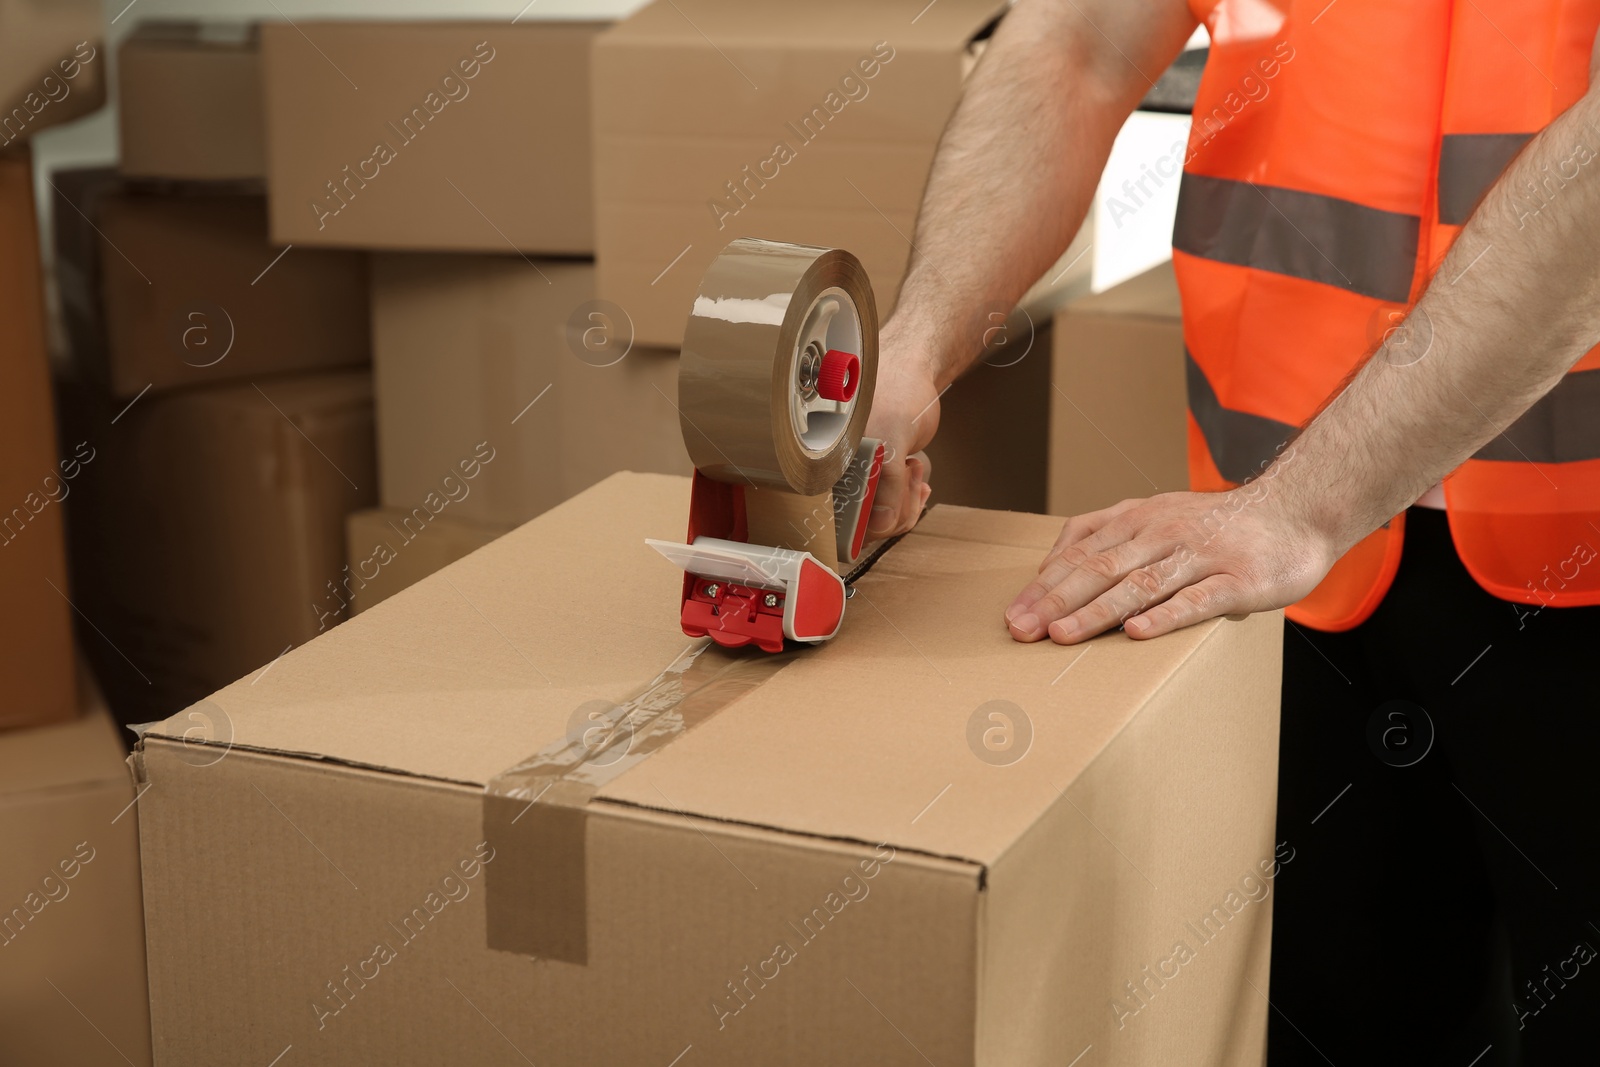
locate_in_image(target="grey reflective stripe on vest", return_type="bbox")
[1173,173,1419,303]
[1190,352,1600,472]
[1476,368,1600,464]
[1185,352,1298,484]
[1438,133,1535,226]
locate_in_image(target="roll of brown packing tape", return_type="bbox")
[679,238,877,495]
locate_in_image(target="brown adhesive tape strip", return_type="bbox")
[678,238,878,495]
[483,640,795,964]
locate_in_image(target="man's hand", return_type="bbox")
[864,335,940,536]
[1004,481,1340,644]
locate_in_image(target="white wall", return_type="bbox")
[1092,110,1190,292]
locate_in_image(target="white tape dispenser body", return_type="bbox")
[647,237,884,653]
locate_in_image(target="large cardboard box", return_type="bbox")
[372,254,692,527]
[118,22,265,181]
[136,472,1282,1066]
[0,1,105,150]
[593,0,1006,347]
[1050,261,1189,517]
[261,21,603,254]
[1,148,78,729]
[52,170,370,398]
[59,372,376,727]
[0,683,152,1067]
[345,507,508,615]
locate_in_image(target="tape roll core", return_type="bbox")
[679,238,878,494]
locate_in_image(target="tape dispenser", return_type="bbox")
[647,238,885,652]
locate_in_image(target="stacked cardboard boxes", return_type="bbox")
[248,17,694,606]
[590,0,1092,511]
[369,254,692,529]
[592,0,1007,347]
[248,6,1085,626]
[45,5,1134,724]
[57,372,377,724]
[3,18,153,1060]
[51,26,378,727]
[260,21,602,254]
[117,22,265,182]
[51,170,376,726]
[53,169,369,395]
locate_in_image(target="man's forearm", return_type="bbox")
[1275,82,1600,553]
[885,0,1195,388]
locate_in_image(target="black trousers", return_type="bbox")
[1268,507,1599,1066]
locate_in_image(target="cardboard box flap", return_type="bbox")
[596,508,1229,868]
[145,472,1242,871]
[603,0,1003,50]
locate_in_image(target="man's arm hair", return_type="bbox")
[886,0,1199,387]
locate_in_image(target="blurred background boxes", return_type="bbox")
[261,21,604,253]
[52,169,369,397]
[0,674,152,1067]
[345,507,508,615]
[117,22,265,182]
[0,0,104,151]
[1049,261,1189,517]
[57,372,376,727]
[371,253,691,528]
[2,5,1219,1065]
[593,0,1004,347]
[20,1,1188,728]
[1,148,78,730]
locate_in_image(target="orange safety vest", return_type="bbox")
[1175,0,1600,630]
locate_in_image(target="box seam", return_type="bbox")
[594,795,991,879]
[139,736,995,877]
